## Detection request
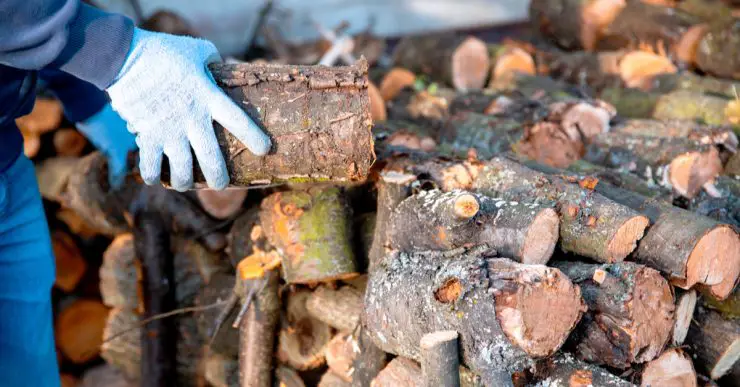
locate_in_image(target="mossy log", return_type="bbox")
[305,285,363,333]
[520,157,740,300]
[530,353,634,387]
[641,348,698,387]
[202,59,374,187]
[686,306,740,380]
[553,261,674,368]
[391,34,490,91]
[388,189,559,264]
[238,269,280,387]
[277,289,332,370]
[702,287,740,320]
[584,130,724,198]
[364,247,585,386]
[259,187,357,283]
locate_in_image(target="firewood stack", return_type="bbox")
[17,2,740,387]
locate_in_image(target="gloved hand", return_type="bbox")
[106,28,271,191]
[76,103,138,189]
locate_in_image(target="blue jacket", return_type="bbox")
[0,0,134,172]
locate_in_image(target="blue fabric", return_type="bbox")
[0,153,59,387]
[40,68,110,124]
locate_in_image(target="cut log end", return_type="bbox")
[618,51,677,90]
[561,102,614,140]
[673,290,698,346]
[453,193,480,219]
[451,37,491,91]
[379,67,417,101]
[491,262,586,357]
[641,349,697,387]
[368,82,388,122]
[56,299,110,364]
[53,128,88,157]
[606,215,649,263]
[278,290,333,370]
[668,148,723,199]
[521,207,560,265]
[675,24,710,65]
[629,267,676,363]
[686,225,740,299]
[492,47,536,81]
[419,330,459,350]
[195,188,247,219]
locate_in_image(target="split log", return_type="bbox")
[320,371,352,387]
[205,59,374,187]
[14,98,63,135]
[132,206,177,387]
[554,261,674,368]
[52,231,87,292]
[641,348,697,387]
[55,299,110,364]
[379,68,417,101]
[391,34,490,91]
[364,247,585,386]
[237,268,280,387]
[420,331,461,387]
[686,306,740,380]
[388,189,559,264]
[584,130,724,198]
[305,285,363,333]
[326,333,358,382]
[277,289,332,370]
[259,187,358,283]
[530,353,634,387]
[53,128,88,156]
[471,157,649,263]
[521,157,740,299]
[195,188,247,219]
[673,289,698,346]
[367,171,416,269]
[372,357,423,387]
[204,351,238,387]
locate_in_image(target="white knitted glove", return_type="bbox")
[106,28,271,191]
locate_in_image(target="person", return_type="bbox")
[0,1,272,386]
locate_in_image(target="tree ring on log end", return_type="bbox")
[628,266,675,363]
[451,37,490,91]
[607,215,649,263]
[521,208,559,264]
[685,225,740,297]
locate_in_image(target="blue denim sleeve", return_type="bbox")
[0,0,134,89]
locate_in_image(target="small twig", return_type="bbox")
[329,113,357,124]
[208,292,240,346]
[232,277,268,328]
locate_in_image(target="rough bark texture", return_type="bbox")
[351,328,388,387]
[201,59,374,187]
[420,330,461,387]
[388,189,559,264]
[238,269,280,387]
[530,353,634,387]
[687,306,740,380]
[259,187,357,283]
[372,357,423,387]
[471,157,649,264]
[554,261,675,368]
[277,289,332,370]
[305,285,363,333]
[367,171,415,270]
[688,175,740,227]
[695,19,740,80]
[641,348,698,387]
[364,247,585,386]
[392,34,491,91]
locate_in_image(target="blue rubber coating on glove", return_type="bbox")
[0,154,59,387]
[107,28,272,192]
[76,103,138,189]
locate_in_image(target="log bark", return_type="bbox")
[640,348,698,387]
[228,207,261,267]
[688,175,740,227]
[55,299,110,364]
[277,289,332,370]
[133,206,177,387]
[305,285,363,333]
[695,19,740,80]
[259,186,358,283]
[372,357,423,387]
[326,333,358,382]
[673,289,698,346]
[391,34,490,91]
[367,170,415,270]
[237,269,280,387]
[530,353,634,387]
[553,261,675,368]
[351,329,388,387]
[471,157,650,263]
[388,189,559,264]
[687,306,740,380]
[364,247,585,386]
[420,330,461,387]
[201,59,374,187]
[585,130,724,198]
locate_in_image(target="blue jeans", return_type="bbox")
[0,154,59,387]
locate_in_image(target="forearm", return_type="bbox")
[0,0,134,89]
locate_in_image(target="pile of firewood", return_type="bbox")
[18,1,740,386]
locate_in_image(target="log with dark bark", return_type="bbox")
[202,59,374,187]
[391,34,490,91]
[388,189,559,264]
[132,204,177,387]
[584,130,724,198]
[277,289,332,370]
[554,261,674,368]
[420,330,461,387]
[372,357,423,387]
[688,175,740,227]
[259,186,358,283]
[305,285,363,333]
[673,289,698,346]
[687,306,740,380]
[364,247,585,386]
[640,348,698,387]
[530,353,634,387]
[367,170,415,270]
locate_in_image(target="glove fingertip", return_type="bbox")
[247,132,272,156]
